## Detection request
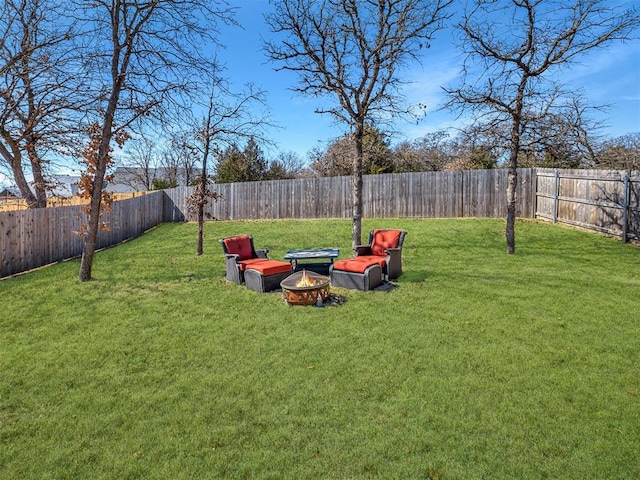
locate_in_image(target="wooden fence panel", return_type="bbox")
[535,168,640,241]
[0,205,84,278]
[1,191,164,278]
[161,169,535,222]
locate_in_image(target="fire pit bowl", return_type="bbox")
[281,270,330,306]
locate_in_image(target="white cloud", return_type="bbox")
[402,55,462,112]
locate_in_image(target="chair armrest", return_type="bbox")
[255,248,269,258]
[355,245,372,256]
[224,253,240,262]
[386,248,402,261]
[224,254,243,284]
[385,248,403,280]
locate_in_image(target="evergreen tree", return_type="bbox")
[214,138,268,183]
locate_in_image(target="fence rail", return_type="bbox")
[2,168,638,279]
[535,168,640,242]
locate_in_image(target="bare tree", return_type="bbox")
[266,151,307,180]
[595,132,640,170]
[0,0,83,208]
[518,100,603,168]
[167,133,200,187]
[311,126,393,177]
[75,0,235,281]
[446,0,640,254]
[265,0,452,249]
[309,138,354,177]
[158,148,180,188]
[186,67,271,255]
[394,130,457,172]
[120,136,159,191]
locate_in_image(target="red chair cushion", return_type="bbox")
[238,258,269,272]
[224,235,254,260]
[244,260,292,276]
[334,256,384,274]
[370,229,402,256]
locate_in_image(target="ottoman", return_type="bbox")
[244,260,293,293]
[330,257,384,291]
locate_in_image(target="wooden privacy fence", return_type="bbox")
[535,168,640,243]
[2,168,638,279]
[163,169,536,222]
[1,191,164,278]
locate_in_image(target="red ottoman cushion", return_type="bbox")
[238,258,269,272]
[354,255,387,269]
[245,260,292,276]
[333,256,384,274]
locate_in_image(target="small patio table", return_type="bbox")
[284,248,340,275]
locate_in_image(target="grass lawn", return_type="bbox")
[1,218,638,479]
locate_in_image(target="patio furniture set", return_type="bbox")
[218,229,407,294]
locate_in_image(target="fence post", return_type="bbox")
[553,169,560,223]
[622,171,630,244]
[530,168,537,219]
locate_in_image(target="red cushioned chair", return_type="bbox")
[219,235,292,292]
[329,229,407,290]
[355,229,407,280]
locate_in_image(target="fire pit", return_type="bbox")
[281,270,330,306]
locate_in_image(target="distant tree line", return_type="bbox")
[203,127,640,184]
[124,125,640,187]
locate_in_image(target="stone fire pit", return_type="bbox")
[281,270,330,306]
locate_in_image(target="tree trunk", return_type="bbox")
[1,141,41,208]
[197,198,204,255]
[79,97,119,281]
[78,191,102,281]
[506,90,524,254]
[28,142,48,208]
[79,145,110,281]
[197,138,210,256]
[505,165,517,254]
[352,125,364,251]
[9,157,40,208]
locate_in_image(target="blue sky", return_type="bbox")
[1,0,638,187]
[219,0,640,160]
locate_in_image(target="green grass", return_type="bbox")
[1,218,638,479]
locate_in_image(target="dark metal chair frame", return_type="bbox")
[219,235,292,293]
[355,229,408,280]
[218,235,268,285]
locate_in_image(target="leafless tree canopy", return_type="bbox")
[0,0,85,207]
[596,132,640,170]
[76,0,236,135]
[445,0,640,254]
[120,137,159,191]
[266,0,452,125]
[265,0,452,248]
